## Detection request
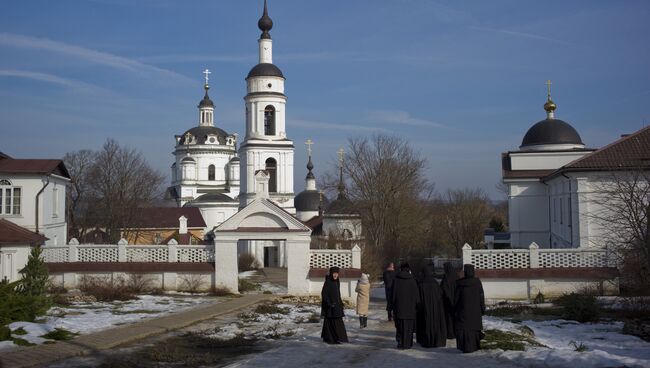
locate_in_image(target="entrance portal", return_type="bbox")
[264,246,279,268]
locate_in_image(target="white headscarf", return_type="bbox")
[359,273,369,284]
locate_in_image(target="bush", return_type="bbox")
[209,286,233,297]
[0,279,50,326]
[555,293,600,322]
[238,253,258,272]
[41,328,78,341]
[78,276,135,302]
[0,325,10,341]
[238,279,260,293]
[127,273,154,293]
[178,274,207,293]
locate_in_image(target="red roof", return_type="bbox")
[122,207,207,229]
[0,158,70,179]
[0,219,48,246]
[545,126,650,179]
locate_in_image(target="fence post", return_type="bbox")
[168,239,178,262]
[529,242,539,268]
[462,243,472,265]
[117,238,128,262]
[351,245,361,269]
[68,238,79,262]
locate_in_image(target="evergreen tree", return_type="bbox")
[19,246,49,297]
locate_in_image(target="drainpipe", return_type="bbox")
[35,176,50,234]
[562,173,573,247]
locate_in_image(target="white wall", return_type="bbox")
[482,277,619,300]
[0,245,31,282]
[508,181,550,248]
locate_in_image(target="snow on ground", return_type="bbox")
[1,294,216,351]
[484,316,650,368]
[257,282,287,294]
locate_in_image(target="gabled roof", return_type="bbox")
[0,219,48,246]
[122,207,207,229]
[215,198,311,233]
[0,159,71,179]
[545,125,650,180]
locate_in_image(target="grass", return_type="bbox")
[486,305,563,319]
[11,337,36,346]
[569,340,589,352]
[12,327,27,336]
[41,328,78,341]
[238,279,261,293]
[254,303,290,315]
[481,328,546,351]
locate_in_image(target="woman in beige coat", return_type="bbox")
[355,273,370,328]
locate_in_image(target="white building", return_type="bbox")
[0,218,47,282]
[168,72,240,229]
[0,152,70,246]
[503,85,649,249]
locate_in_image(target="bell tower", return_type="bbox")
[239,0,295,213]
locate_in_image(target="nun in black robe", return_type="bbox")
[321,266,349,344]
[454,264,486,353]
[390,263,420,349]
[440,261,459,339]
[416,264,447,348]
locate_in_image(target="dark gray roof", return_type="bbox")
[198,91,214,108]
[295,190,328,212]
[179,126,230,145]
[247,63,284,79]
[521,119,583,148]
[326,194,358,215]
[191,192,237,203]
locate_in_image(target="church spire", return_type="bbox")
[258,0,273,40]
[544,79,557,120]
[198,69,214,126]
[305,139,316,190]
[336,148,346,199]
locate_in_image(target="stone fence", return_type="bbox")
[309,245,361,270]
[462,242,614,270]
[41,238,214,263]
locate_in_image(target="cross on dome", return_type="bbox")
[305,139,313,157]
[203,69,211,87]
[545,79,552,100]
[544,79,557,118]
[337,148,345,168]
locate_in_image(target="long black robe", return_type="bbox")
[454,265,486,353]
[440,262,459,339]
[390,270,420,349]
[416,265,447,348]
[382,269,396,312]
[321,272,348,344]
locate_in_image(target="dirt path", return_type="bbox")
[226,300,521,368]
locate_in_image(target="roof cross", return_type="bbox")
[305,139,313,156]
[203,69,211,86]
[545,79,552,100]
[337,148,345,168]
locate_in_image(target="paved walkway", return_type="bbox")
[261,267,288,287]
[0,294,271,368]
[228,299,521,368]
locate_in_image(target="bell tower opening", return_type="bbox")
[264,105,276,136]
[265,158,277,193]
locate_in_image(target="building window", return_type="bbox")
[208,164,215,181]
[0,180,21,215]
[553,198,557,223]
[265,158,277,193]
[52,186,58,218]
[559,198,563,224]
[264,105,275,135]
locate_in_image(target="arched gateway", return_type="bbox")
[213,198,312,294]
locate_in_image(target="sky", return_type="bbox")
[0,0,649,199]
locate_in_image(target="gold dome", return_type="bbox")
[544,99,557,112]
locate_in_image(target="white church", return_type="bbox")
[166,1,361,267]
[503,82,650,249]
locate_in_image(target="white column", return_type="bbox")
[286,236,310,295]
[259,38,273,63]
[68,238,79,262]
[168,239,178,262]
[529,242,540,268]
[215,238,239,293]
[351,245,361,269]
[462,243,472,265]
[117,238,128,262]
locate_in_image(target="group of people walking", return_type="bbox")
[384,262,486,352]
[319,262,486,354]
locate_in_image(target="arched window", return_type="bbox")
[264,105,275,135]
[208,164,215,181]
[0,179,20,215]
[265,158,277,193]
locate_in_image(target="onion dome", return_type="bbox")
[258,0,273,39]
[520,82,584,150]
[295,156,322,212]
[247,63,284,79]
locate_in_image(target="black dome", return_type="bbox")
[192,192,237,203]
[198,93,214,108]
[247,63,284,79]
[326,194,357,215]
[295,190,326,212]
[179,126,231,145]
[521,119,584,148]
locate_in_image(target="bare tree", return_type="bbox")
[338,134,434,275]
[442,188,492,257]
[587,170,650,292]
[69,139,164,242]
[63,149,95,238]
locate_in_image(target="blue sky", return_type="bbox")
[1,0,648,199]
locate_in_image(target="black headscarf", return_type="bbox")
[321,266,344,319]
[463,264,475,278]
